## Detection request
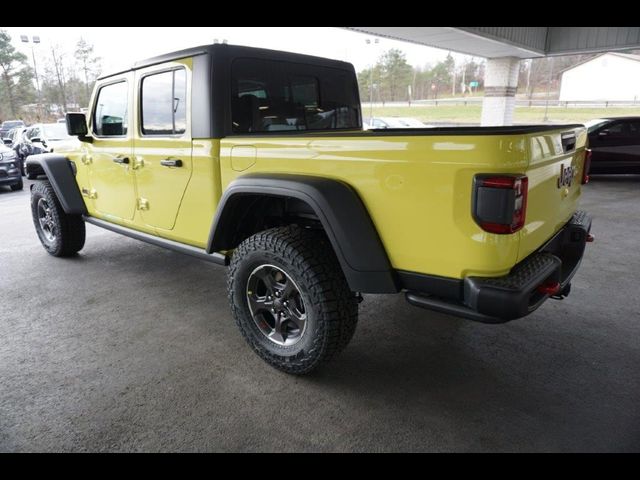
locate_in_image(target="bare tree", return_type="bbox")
[74,38,100,106]
[50,44,68,112]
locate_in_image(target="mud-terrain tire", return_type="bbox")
[228,225,358,375]
[31,181,86,257]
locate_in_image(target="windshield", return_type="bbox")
[42,123,72,140]
[585,118,609,133]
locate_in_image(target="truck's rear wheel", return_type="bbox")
[31,181,86,257]
[228,225,358,375]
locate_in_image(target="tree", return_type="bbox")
[357,50,486,103]
[430,58,452,99]
[74,38,100,107]
[50,45,68,112]
[0,30,34,119]
[378,49,413,102]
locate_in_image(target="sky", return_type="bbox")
[6,27,474,76]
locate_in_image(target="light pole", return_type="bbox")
[543,56,555,123]
[365,38,379,122]
[20,35,42,120]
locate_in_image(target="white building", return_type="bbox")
[559,52,640,102]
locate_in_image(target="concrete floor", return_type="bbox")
[1,176,639,452]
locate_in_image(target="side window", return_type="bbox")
[231,58,360,134]
[628,122,640,140]
[604,122,625,136]
[141,68,187,136]
[94,81,128,136]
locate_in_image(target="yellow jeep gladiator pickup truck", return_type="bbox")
[26,44,593,374]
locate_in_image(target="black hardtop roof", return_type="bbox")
[98,43,355,80]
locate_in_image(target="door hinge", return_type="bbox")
[137,198,149,210]
[81,188,98,199]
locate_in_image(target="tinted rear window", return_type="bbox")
[231,58,360,134]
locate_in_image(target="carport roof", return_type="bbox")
[344,27,640,59]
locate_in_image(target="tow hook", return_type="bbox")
[537,281,561,296]
[354,293,364,303]
[551,283,571,301]
[586,233,595,243]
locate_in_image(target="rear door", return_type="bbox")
[133,62,192,231]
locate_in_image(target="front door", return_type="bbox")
[133,65,192,231]
[86,77,136,221]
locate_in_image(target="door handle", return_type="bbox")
[160,159,182,167]
[113,156,129,164]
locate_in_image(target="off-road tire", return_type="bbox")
[10,178,23,191]
[31,181,86,257]
[228,225,358,375]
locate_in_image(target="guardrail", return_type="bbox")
[363,99,640,108]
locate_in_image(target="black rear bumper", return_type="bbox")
[406,211,592,323]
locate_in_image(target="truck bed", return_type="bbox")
[221,124,588,280]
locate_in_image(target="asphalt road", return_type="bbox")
[1,177,639,452]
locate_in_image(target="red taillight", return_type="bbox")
[582,149,591,184]
[473,175,528,234]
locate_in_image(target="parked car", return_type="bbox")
[368,117,433,129]
[0,119,25,139]
[0,142,23,191]
[27,43,591,375]
[585,117,640,174]
[4,127,28,175]
[16,123,80,178]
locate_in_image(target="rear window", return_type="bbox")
[231,58,360,134]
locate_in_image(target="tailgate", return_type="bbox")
[518,126,588,262]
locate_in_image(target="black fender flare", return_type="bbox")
[207,174,399,294]
[26,153,87,215]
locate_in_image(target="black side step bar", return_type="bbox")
[83,216,229,266]
[405,292,506,324]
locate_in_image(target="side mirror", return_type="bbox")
[2,138,12,145]
[66,112,92,143]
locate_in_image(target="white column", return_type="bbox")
[480,57,520,126]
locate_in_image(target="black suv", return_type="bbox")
[0,142,23,191]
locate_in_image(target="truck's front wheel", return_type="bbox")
[228,225,358,375]
[31,181,86,257]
